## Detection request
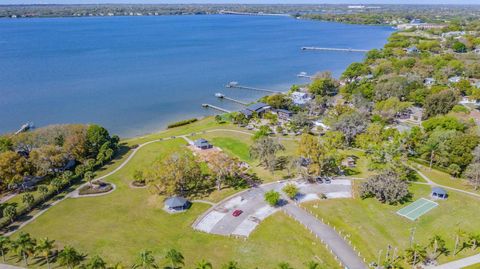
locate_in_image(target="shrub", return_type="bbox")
[451,105,469,113]
[167,118,198,129]
[264,190,281,207]
[282,183,298,199]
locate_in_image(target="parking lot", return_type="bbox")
[193,179,352,237]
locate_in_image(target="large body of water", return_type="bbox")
[0,15,393,137]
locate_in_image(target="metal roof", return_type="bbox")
[165,196,189,208]
[432,187,447,195]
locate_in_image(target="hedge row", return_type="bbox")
[167,118,198,128]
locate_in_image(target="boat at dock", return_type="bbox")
[15,122,34,135]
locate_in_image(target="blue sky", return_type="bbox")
[2,0,479,4]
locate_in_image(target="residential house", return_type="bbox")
[406,46,419,54]
[448,76,462,84]
[342,156,356,168]
[275,109,293,121]
[424,77,436,86]
[291,91,312,106]
[240,102,271,118]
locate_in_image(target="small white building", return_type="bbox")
[424,77,436,86]
[448,76,462,84]
[291,91,312,106]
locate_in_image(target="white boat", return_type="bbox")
[215,93,224,98]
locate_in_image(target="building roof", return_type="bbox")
[165,196,189,208]
[432,187,447,195]
[276,109,293,114]
[246,102,270,112]
[240,109,253,117]
[194,138,211,147]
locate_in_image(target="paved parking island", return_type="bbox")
[193,179,352,237]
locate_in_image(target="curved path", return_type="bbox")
[2,128,291,235]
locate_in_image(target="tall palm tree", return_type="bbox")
[0,236,10,263]
[165,249,184,269]
[304,261,320,269]
[132,250,158,269]
[12,232,36,266]
[85,255,107,269]
[195,259,213,269]
[58,246,84,269]
[221,261,240,269]
[35,237,55,269]
[84,171,95,187]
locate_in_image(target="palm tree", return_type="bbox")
[38,185,49,201]
[62,171,75,186]
[164,249,184,269]
[195,260,212,269]
[132,250,158,269]
[11,232,36,267]
[0,236,10,263]
[35,237,55,269]
[221,261,240,269]
[278,262,293,269]
[85,255,107,269]
[405,243,427,266]
[304,261,320,269]
[58,245,84,269]
[84,171,95,187]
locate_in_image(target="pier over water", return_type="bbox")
[301,47,369,52]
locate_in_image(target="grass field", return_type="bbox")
[11,132,340,268]
[304,184,480,266]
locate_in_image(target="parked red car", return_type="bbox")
[232,209,243,217]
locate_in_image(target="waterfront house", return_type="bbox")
[448,76,462,84]
[424,77,436,86]
[194,139,213,150]
[275,109,293,121]
[240,103,271,118]
[291,91,312,106]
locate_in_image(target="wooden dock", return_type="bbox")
[215,93,248,105]
[226,82,281,94]
[202,104,231,113]
[301,47,369,53]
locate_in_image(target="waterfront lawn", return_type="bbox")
[190,131,299,182]
[304,184,480,266]
[15,139,340,268]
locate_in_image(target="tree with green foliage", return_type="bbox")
[282,183,299,199]
[262,94,292,109]
[360,171,409,204]
[405,244,427,266]
[304,261,321,269]
[278,262,294,269]
[0,151,32,191]
[0,236,10,263]
[22,193,35,210]
[342,62,370,81]
[195,260,213,269]
[297,134,341,177]
[253,125,271,140]
[309,72,339,96]
[453,41,467,53]
[3,204,17,222]
[332,111,367,145]
[133,250,158,269]
[422,115,466,133]
[58,246,84,269]
[222,261,241,269]
[464,162,480,190]
[35,237,56,269]
[423,89,459,119]
[84,171,95,187]
[249,137,285,173]
[85,255,107,269]
[165,248,184,269]
[264,190,281,207]
[12,232,36,266]
[0,136,13,153]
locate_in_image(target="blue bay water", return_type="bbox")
[0,15,393,137]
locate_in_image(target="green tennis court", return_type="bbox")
[397,198,438,221]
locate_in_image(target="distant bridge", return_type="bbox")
[301,47,369,53]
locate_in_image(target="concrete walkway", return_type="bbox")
[426,254,480,269]
[283,203,367,269]
[0,264,24,269]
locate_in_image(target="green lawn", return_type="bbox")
[11,137,340,268]
[410,161,480,194]
[304,184,480,267]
